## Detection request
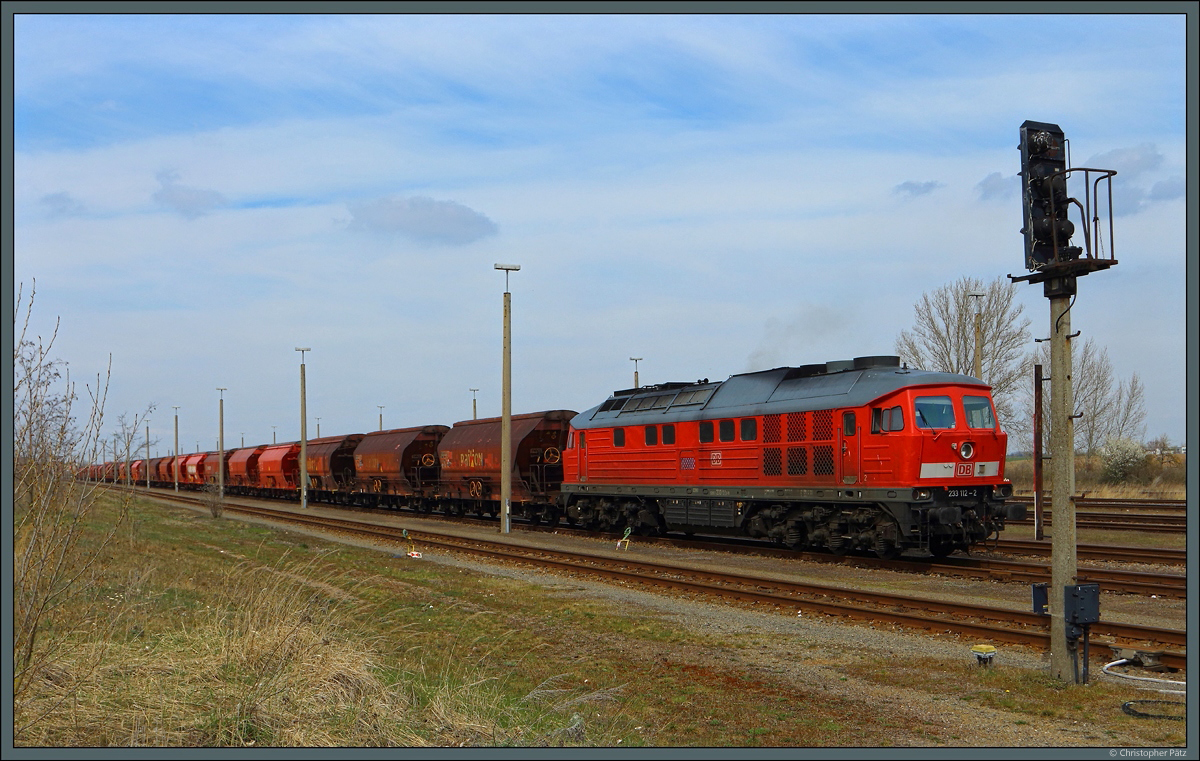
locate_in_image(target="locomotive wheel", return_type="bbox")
[929,539,955,558]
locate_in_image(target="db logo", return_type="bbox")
[955,462,974,477]
[710,452,723,466]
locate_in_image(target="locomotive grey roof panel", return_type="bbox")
[573,358,987,430]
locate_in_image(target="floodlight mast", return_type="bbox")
[296,348,311,509]
[494,264,520,534]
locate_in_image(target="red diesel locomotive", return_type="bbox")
[92,355,1019,558]
[560,355,1021,558]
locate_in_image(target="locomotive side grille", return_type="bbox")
[763,414,781,443]
[786,411,806,441]
[813,409,833,441]
[763,447,782,476]
[813,445,835,475]
[787,446,808,475]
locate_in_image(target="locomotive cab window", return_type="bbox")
[718,420,735,442]
[914,396,956,430]
[740,418,757,441]
[872,406,905,433]
[842,412,856,436]
[645,425,658,446]
[613,428,625,447]
[662,424,676,445]
[963,395,997,429]
[699,421,714,443]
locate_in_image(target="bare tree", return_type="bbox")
[12,282,151,735]
[1109,373,1148,443]
[895,275,1031,437]
[1071,338,1114,468]
[1022,339,1145,465]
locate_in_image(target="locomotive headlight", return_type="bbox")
[959,442,975,460]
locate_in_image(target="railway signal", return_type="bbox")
[1018,120,1078,270]
[1010,120,1119,685]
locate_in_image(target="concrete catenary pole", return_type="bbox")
[470,389,479,421]
[173,406,180,492]
[296,348,310,509]
[495,264,520,534]
[217,388,226,500]
[145,424,151,489]
[1049,296,1077,682]
[968,292,984,380]
[378,405,384,432]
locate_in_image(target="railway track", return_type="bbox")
[117,483,1187,597]
[1012,496,1187,512]
[1008,513,1186,534]
[993,538,1187,566]
[129,486,1188,671]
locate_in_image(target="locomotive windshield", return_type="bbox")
[914,396,956,429]
[963,395,997,429]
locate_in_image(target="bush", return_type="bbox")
[1101,437,1145,484]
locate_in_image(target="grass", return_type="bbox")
[14,490,1189,748]
[841,658,1186,746]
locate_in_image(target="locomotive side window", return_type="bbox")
[613,428,625,447]
[887,407,904,431]
[662,424,676,445]
[963,395,997,429]
[579,431,586,448]
[914,396,956,429]
[718,420,735,442]
[740,418,757,441]
[700,421,714,443]
[645,425,658,446]
[842,412,856,436]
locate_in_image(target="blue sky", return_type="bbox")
[11,11,1190,457]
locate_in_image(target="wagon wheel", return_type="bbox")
[421,453,436,467]
[543,447,561,465]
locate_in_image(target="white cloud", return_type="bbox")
[976,172,1018,202]
[152,169,227,219]
[39,191,85,217]
[346,195,498,245]
[893,180,943,198]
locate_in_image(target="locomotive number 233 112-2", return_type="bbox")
[947,488,980,498]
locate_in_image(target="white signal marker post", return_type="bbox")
[495,264,520,534]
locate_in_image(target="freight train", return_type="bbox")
[86,355,1023,558]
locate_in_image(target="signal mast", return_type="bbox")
[1010,120,1117,684]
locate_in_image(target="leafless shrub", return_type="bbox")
[12,281,152,737]
[202,482,224,518]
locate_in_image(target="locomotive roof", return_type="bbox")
[572,356,987,430]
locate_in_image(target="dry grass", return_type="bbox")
[1005,455,1187,499]
[12,493,636,747]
